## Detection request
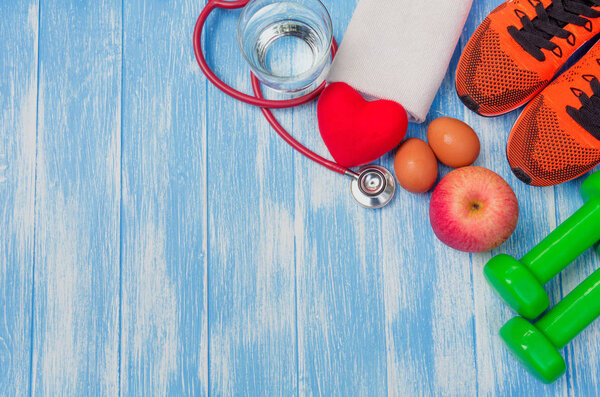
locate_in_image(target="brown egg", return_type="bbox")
[394,138,438,193]
[427,117,480,168]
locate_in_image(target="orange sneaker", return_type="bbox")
[456,0,600,116]
[507,41,600,186]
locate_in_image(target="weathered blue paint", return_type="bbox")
[0,2,38,396]
[1,0,599,395]
[29,1,122,395]
[120,1,209,396]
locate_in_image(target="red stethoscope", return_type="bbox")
[193,0,396,209]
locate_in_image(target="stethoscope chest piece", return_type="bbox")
[350,165,396,209]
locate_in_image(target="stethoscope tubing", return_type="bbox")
[250,76,355,176]
[193,0,353,176]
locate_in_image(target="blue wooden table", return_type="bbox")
[2,1,600,395]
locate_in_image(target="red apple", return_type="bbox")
[429,166,519,253]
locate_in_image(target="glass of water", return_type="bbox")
[237,0,333,93]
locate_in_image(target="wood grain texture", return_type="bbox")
[380,61,478,397]
[1,0,600,395]
[205,7,298,396]
[0,2,38,396]
[31,1,122,394]
[294,2,388,395]
[120,1,208,395]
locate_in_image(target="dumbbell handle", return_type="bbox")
[536,267,600,349]
[521,199,600,284]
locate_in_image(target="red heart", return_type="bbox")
[317,82,408,168]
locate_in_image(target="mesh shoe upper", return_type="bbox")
[457,17,549,115]
[457,0,600,116]
[507,43,600,186]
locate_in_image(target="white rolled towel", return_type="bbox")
[327,0,474,123]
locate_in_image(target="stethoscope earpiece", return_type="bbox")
[350,165,396,209]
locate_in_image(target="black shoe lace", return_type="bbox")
[508,0,600,61]
[566,73,600,140]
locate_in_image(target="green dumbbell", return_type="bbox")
[485,171,600,319]
[500,266,600,383]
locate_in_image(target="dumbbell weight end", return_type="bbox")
[485,254,549,320]
[486,171,600,320]
[500,317,566,384]
[501,267,600,383]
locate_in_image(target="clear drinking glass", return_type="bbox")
[237,0,333,93]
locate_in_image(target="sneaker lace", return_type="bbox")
[566,74,600,140]
[508,0,600,61]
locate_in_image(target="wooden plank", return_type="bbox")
[294,2,388,395]
[465,102,567,395]
[204,6,299,396]
[382,62,478,395]
[462,1,566,395]
[30,1,121,394]
[119,1,209,395]
[0,2,38,395]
